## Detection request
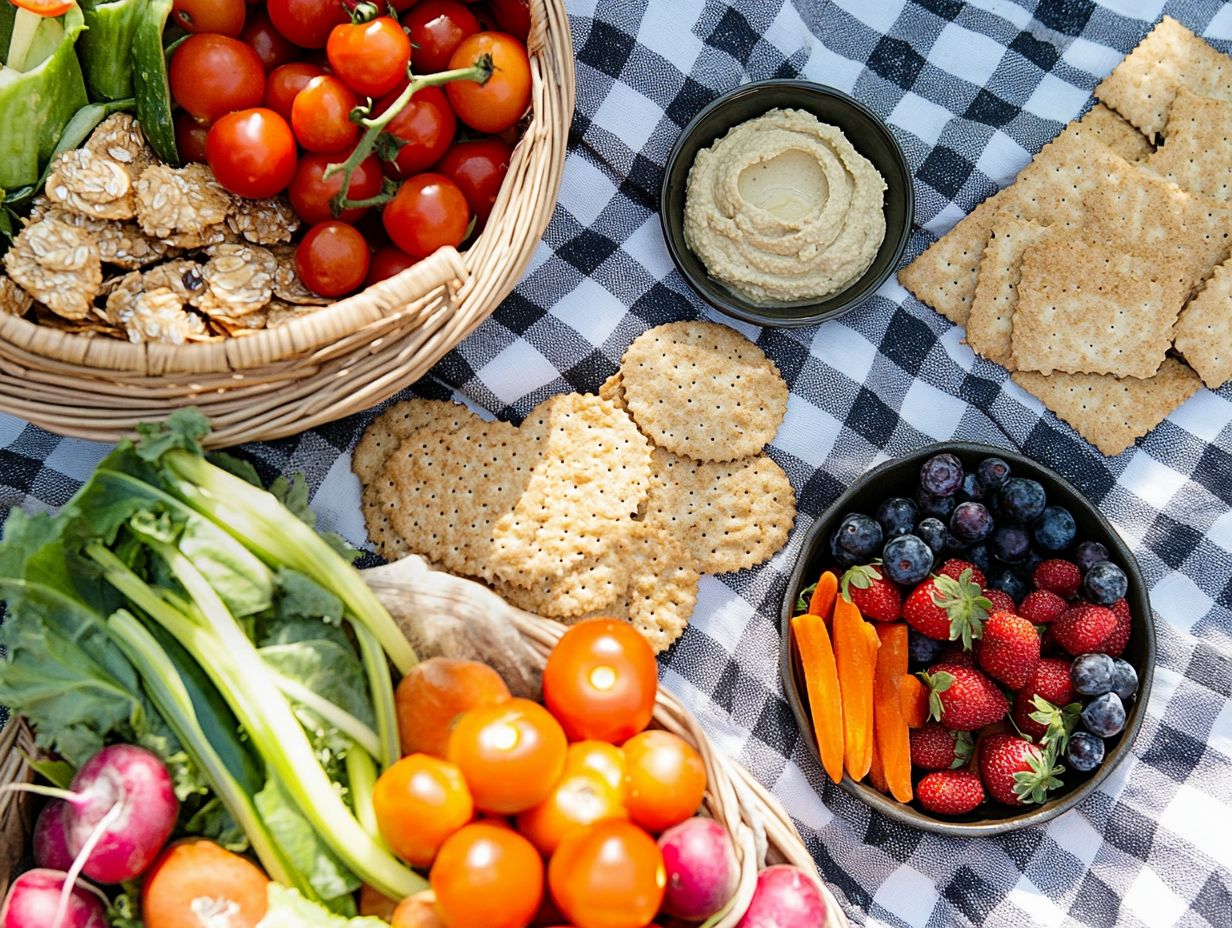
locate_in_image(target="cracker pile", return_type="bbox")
[353,321,796,653]
[899,16,1232,457]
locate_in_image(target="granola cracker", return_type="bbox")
[135,163,231,242]
[45,148,135,221]
[4,216,102,320]
[227,197,300,245]
[84,113,157,180]
[0,275,32,316]
[191,244,277,317]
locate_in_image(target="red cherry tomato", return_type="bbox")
[404,0,480,73]
[382,172,471,260]
[296,221,371,297]
[266,0,349,48]
[289,152,384,225]
[172,0,246,36]
[446,32,531,133]
[488,0,530,41]
[327,16,411,98]
[265,62,327,122]
[206,107,298,199]
[169,34,266,124]
[377,84,456,179]
[435,137,512,222]
[291,74,360,153]
[366,245,417,287]
[388,0,417,10]
[241,9,299,71]
[174,112,211,164]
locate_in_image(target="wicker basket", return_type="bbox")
[0,0,574,448]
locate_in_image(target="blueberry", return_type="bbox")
[829,531,861,568]
[987,568,1028,603]
[882,534,934,586]
[950,502,994,544]
[916,517,948,554]
[876,497,918,540]
[944,532,967,555]
[917,490,957,521]
[990,525,1030,563]
[1075,540,1111,574]
[1066,731,1105,773]
[976,457,1011,491]
[1071,653,1115,696]
[1033,506,1077,552]
[1081,692,1126,738]
[1084,561,1128,605]
[920,453,964,497]
[958,472,984,502]
[908,629,945,666]
[999,477,1047,523]
[1015,548,1043,580]
[836,512,883,559]
[966,543,991,573]
[1110,659,1139,700]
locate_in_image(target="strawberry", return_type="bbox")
[983,589,1016,615]
[939,642,977,667]
[909,722,974,770]
[919,663,1008,731]
[1019,589,1067,625]
[1033,559,1082,598]
[1100,599,1132,657]
[902,571,990,647]
[1012,657,1076,738]
[840,564,902,622]
[978,734,1063,806]
[917,770,985,815]
[1053,604,1117,656]
[978,611,1041,690]
[938,559,987,589]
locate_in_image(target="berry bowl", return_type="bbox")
[779,442,1154,836]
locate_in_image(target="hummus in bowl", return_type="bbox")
[683,108,887,306]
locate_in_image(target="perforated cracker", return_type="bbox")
[597,372,626,409]
[966,217,1050,367]
[352,398,476,481]
[1148,88,1232,202]
[490,543,627,618]
[619,321,787,462]
[641,448,795,574]
[1078,103,1153,162]
[1095,16,1232,139]
[1174,254,1232,389]
[1013,358,1201,456]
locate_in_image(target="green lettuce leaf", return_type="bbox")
[258,885,386,928]
[255,782,360,913]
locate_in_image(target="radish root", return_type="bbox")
[54,802,121,928]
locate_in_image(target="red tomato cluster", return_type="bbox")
[169,0,530,297]
[375,620,711,928]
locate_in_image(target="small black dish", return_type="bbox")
[780,442,1155,837]
[660,79,914,328]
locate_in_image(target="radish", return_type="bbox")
[736,866,828,927]
[658,817,740,921]
[32,803,73,871]
[0,869,107,928]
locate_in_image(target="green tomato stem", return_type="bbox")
[6,8,42,73]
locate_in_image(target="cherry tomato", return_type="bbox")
[430,823,544,928]
[621,731,706,833]
[446,32,531,133]
[564,741,626,796]
[241,8,299,71]
[169,34,266,124]
[447,697,567,814]
[264,62,327,122]
[404,0,480,73]
[172,0,246,35]
[295,221,371,297]
[366,245,418,287]
[548,821,665,928]
[206,107,298,198]
[289,151,384,225]
[489,0,531,41]
[327,16,411,98]
[388,0,417,11]
[174,112,211,164]
[266,0,349,48]
[10,0,73,14]
[435,137,512,222]
[382,172,471,260]
[516,769,627,856]
[291,74,360,153]
[372,754,474,868]
[377,84,456,179]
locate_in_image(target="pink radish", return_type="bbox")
[736,866,828,927]
[33,803,73,871]
[0,869,107,928]
[658,817,740,921]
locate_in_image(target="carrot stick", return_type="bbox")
[868,728,888,793]
[807,570,838,622]
[791,613,844,784]
[873,624,913,803]
[833,596,877,782]
[899,673,929,729]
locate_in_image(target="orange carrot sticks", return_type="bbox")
[899,673,929,729]
[791,612,844,784]
[833,596,878,781]
[805,570,838,622]
[868,730,889,793]
[873,624,913,803]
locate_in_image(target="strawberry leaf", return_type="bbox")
[931,571,989,650]
[950,731,975,769]
[839,563,881,601]
[1028,696,1082,754]
[919,670,953,722]
[1012,743,1064,805]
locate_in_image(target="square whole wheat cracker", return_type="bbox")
[965,216,1050,367]
[1013,358,1202,456]
[1174,253,1232,389]
[1096,16,1232,140]
[1148,87,1232,202]
[1011,236,1185,378]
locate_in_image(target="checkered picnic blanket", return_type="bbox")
[3,1,1232,925]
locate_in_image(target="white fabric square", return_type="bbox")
[1208,697,1232,761]
[929,22,1005,88]
[478,340,559,404]
[1150,572,1214,635]
[829,0,900,34]
[593,82,664,155]
[1023,73,1090,122]
[923,200,967,237]
[1145,666,1183,721]
[1123,865,1189,926]
[813,322,878,385]
[801,43,864,93]
[1165,784,1232,865]
[1208,3,1232,40]
[872,865,939,926]
[43,440,110,483]
[1046,811,1103,868]
[690,575,755,652]
[552,277,625,346]
[1208,509,1232,555]
[1003,875,1067,928]
[890,91,956,146]
[960,0,1031,28]
[1166,389,1230,443]
[636,3,703,74]
[772,761,834,832]
[559,155,617,227]
[320,455,368,545]
[900,379,967,439]
[1119,453,1189,510]
[1061,36,1123,77]
[623,213,675,281]
[1097,0,1167,21]
[975,130,1032,187]
[774,394,842,468]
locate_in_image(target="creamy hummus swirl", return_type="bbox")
[683,108,888,305]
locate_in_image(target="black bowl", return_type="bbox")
[660,79,914,328]
[780,442,1155,836]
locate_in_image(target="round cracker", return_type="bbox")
[618,321,788,462]
[490,544,626,619]
[352,398,476,480]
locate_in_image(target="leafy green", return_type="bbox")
[258,885,388,928]
[255,782,360,913]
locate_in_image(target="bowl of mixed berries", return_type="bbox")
[780,442,1153,835]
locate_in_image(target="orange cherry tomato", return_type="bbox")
[447,698,567,814]
[621,731,706,833]
[291,74,359,154]
[543,619,657,744]
[430,823,544,928]
[516,768,627,856]
[445,32,531,134]
[564,741,626,796]
[548,821,665,928]
[372,754,474,868]
[327,16,411,98]
[11,0,74,16]
[142,839,270,928]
